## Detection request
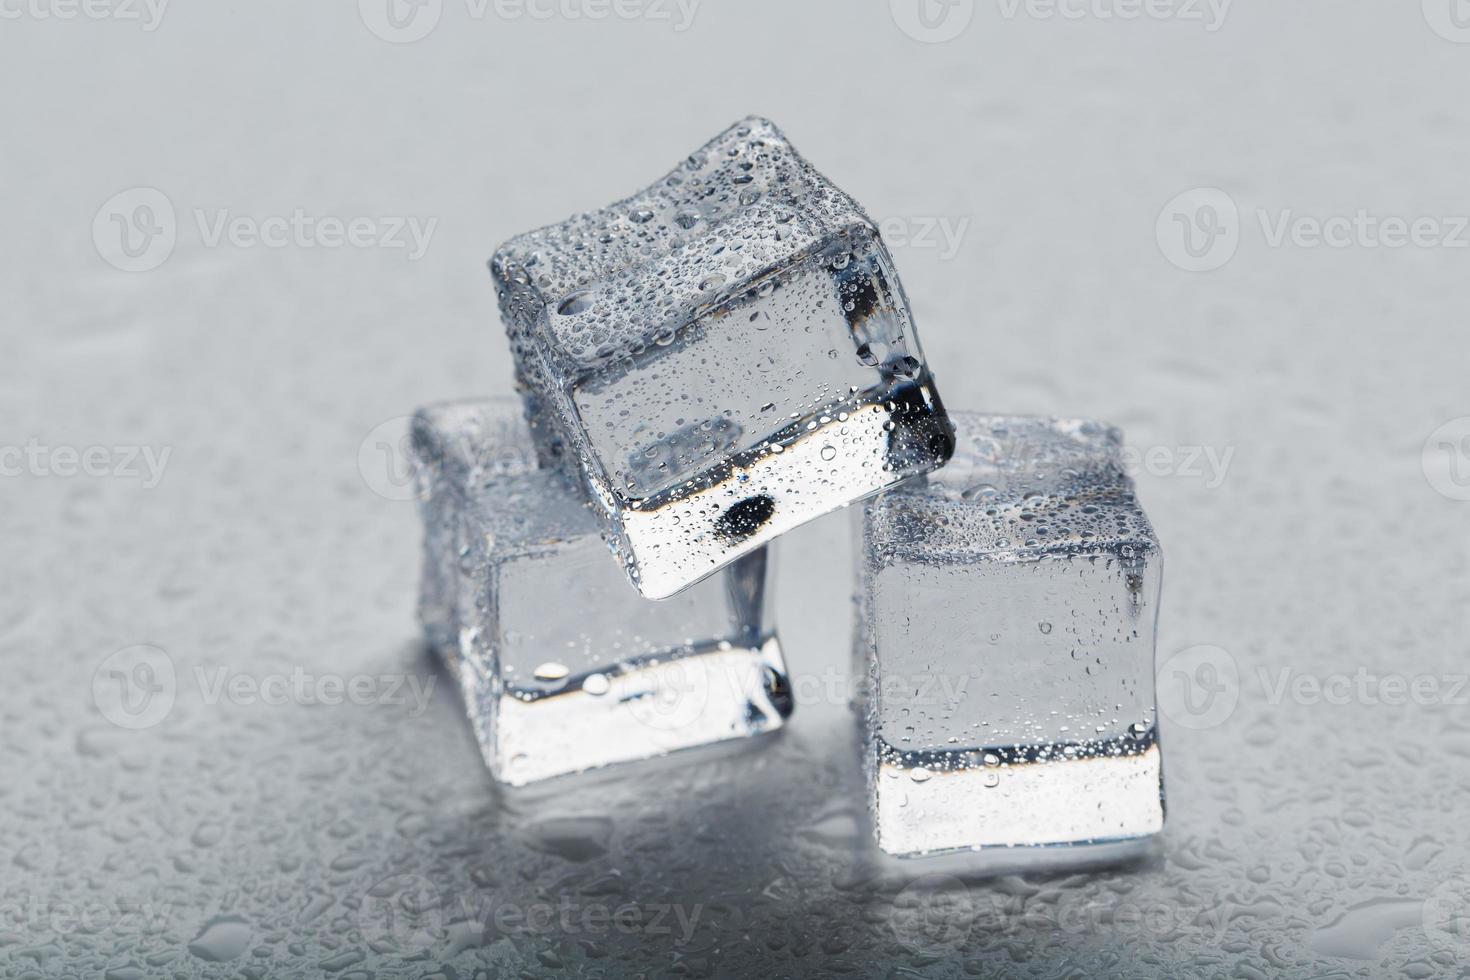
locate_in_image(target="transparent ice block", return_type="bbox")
[490,116,954,599]
[412,398,792,786]
[857,413,1165,857]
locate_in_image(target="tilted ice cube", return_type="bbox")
[411,398,792,786]
[857,413,1165,857]
[491,116,954,600]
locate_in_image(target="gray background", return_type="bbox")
[5,0,1470,976]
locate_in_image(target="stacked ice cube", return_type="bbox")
[489,116,954,600]
[412,398,790,786]
[409,116,1165,858]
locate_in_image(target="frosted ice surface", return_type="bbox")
[491,116,954,599]
[858,412,1165,856]
[411,398,791,785]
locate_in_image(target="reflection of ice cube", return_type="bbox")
[411,398,791,786]
[857,413,1165,857]
[491,116,953,599]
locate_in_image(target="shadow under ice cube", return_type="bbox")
[857,413,1165,857]
[412,398,792,786]
[491,115,954,599]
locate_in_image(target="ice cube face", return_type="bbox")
[412,398,792,786]
[491,116,954,599]
[857,413,1165,857]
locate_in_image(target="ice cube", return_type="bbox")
[491,116,954,600]
[856,413,1165,856]
[412,398,792,786]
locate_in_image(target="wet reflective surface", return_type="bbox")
[4,2,1470,976]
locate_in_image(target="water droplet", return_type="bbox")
[188,916,252,962]
[534,662,569,681]
[557,291,594,316]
